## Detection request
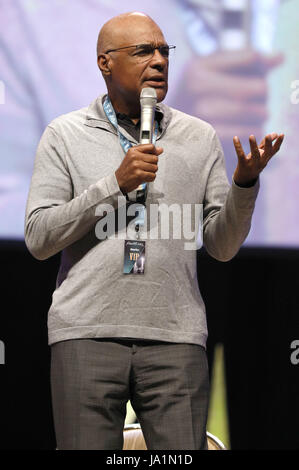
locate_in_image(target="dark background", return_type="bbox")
[0,241,298,450]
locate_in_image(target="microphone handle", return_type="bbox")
[126,104,155,202]
[140,105,155,144]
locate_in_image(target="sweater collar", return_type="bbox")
[85,93,172,142]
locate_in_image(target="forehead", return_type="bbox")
[114,18,166,47]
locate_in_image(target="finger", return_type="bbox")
[249,135,260,159]
[259,137,265,149]
[138,170,157,183]
[131,145,163,161]
[259,132,278,149]
[139,147,164,161]
[135,153,159,164]
[155,147,164,156]
[272,134,284,155]
[264,134,273,156]
[269,132,279,141]
[137,161,158,173]
[135,143,158,154]
[233,136,246,161]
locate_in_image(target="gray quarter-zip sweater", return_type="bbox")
[25,94,259,347]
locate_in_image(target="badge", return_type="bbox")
[123,240,146,274]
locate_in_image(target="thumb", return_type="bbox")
[155,147,164,156]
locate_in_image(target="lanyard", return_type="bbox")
[103,95,158,235]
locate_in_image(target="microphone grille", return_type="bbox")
[140,87,157,106]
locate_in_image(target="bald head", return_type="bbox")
[97,12,162,57]
[96,12,169,116]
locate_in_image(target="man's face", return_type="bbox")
[103,19,169,111]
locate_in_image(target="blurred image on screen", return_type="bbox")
[0,0,298,245]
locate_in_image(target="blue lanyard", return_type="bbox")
[103,95,158,235]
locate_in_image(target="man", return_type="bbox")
[24,12,284,450]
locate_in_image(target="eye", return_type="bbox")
[134,45,153,56]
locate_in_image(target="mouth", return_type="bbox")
[144,77,167,87]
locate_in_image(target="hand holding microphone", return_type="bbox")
[115,88,163,195]
[115,143,162,194]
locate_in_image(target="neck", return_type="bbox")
[108,92,140,123]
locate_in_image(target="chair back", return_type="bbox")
[123,423,226,450]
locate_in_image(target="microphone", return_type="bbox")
[139,87,157,144]
[127,88,157,204]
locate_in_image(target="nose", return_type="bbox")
[149,48,167,70]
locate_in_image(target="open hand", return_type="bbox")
[233,133,284,186]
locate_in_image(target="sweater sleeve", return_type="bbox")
[24,125,127,260]
[202,131,260,261]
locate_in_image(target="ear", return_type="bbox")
[97,53,111,76]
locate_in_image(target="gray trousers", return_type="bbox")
[50,338,210,450]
